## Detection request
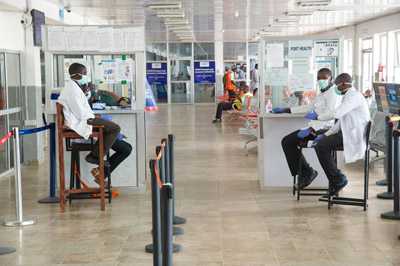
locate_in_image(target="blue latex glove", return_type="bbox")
[312,134,326,147]
[297,128,312,139]
[272,107,286,114]
[305,110,318,120]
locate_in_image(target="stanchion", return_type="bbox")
[381,129,400,220]
[378,116,394,200]
[3,128,35,227]
[168,134,186,225]
[38,123,59,203]
[161,183,174,266]
[163,139,184,236]
[0,246,15,255]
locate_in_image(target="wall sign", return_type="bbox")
[146,62,167,85]
[314,40,339,57]
[288,40,313,58]
[194,61,216,84]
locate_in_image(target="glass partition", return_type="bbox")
[146,43,167,61]
[194,43,215,103]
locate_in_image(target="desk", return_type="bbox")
[63,108,146,189]
[257,113,342,188]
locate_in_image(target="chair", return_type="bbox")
[56,103,106,211]
[293,144,329,200]
[320,121,372,211]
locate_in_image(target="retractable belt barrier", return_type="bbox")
[145,135,187,266]
[1,123,57,227]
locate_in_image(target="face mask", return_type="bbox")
[71,73,89,86]
[318,79,330,91]
[334,86,343,96]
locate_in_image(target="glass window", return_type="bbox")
[194,43,214,60]
[6,53,22,109]
[146,43,167,61]
[224,42,246,61]
[0,53,6,110]
[169,43,192,58]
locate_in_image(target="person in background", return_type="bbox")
[279,68,341,189]
[250,64,259,91]
[212,86,251,123]
[313,73,370,195]
[223,66,236,98]
[58,63,131,184]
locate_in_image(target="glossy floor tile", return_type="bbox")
[0,105,400,266]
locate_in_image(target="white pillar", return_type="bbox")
[214,0,224,97]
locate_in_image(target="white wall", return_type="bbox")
[0,11,24,51]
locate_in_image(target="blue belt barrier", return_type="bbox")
[18,123,59,204]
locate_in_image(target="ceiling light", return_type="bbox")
[164,19,189,25]
[147,2,182,9]
[285,10,314,16]
[297,0,331,8]
[168,25,191,30]
[275,17,299,23]
[235,11,239,17]
[157,13,185,18]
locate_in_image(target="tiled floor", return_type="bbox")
[1,105,400,266]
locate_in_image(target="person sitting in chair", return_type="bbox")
[58,63,132,184]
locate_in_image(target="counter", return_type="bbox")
[62,107,146,189]
[258,113,342,188]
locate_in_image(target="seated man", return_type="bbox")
[212,86,252,123]
[313,73,370,195]
[279,68,341,189]
[58,63,131,183]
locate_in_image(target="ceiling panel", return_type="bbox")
[47,0,400,42]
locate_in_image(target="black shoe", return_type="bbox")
[212,119,221,123]
[298,170,318,190]
[329,175,348,196]
[85,153,99,165]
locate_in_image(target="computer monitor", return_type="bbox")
[373,83,389,113]
[386,83,400,114]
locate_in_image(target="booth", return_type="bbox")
[257,37,342,188]
[43,25,146,189]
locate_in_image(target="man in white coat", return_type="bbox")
[58,63,121,167]
[313,73,370,196]
[280,68,341,189]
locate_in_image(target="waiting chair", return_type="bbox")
[56,103,107,211]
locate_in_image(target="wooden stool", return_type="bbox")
[56,103,106,211]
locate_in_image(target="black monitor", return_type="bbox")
[31,9,45,47]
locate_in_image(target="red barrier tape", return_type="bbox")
[0,131,13,146]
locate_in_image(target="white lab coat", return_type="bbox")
[290,86,342,131]
[325,88,371,163]
[57,79,95,139]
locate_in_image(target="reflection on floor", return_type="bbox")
[0,105,400,266]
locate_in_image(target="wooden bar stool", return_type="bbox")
[56,103,106,211]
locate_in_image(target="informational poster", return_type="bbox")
[266,43,284,68]
[97,58,134,84]
[194,61,216,84]
[45,26,145,52]
[117,58,134,83]
[314,40,339,57]
[146,62,168,85]
[288,40,313,58]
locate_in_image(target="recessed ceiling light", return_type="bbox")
[285,10,314,16]
[235,11,239,17]
[297,0,331,8]
[147,2,182,9]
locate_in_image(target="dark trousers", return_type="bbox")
[281,130,314,177]
[215,102,233,119]
[87,118,121,158]
[315,132,343,183]
[109,139,132,173]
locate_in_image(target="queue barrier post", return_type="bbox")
[149,159,162,266]
[168,134,186,226]
[3,128,35,227]
[378,116,394,200]
[161,183,173,266]
[381,129,400,220]
[38,122,60,204]
[162,138,184,236]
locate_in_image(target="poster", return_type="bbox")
[314,40,339,57]
[266,43,284,68]
[194,61,216,84]
[288,40,313,58]
[146,62,168,85]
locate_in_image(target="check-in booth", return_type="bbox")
[257,37,342,189]
[43,25,146,189]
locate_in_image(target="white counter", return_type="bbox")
[62,108,146,189]
[258,113,334,188]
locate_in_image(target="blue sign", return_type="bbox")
[146,62,167,85]
[194,61,215,84]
